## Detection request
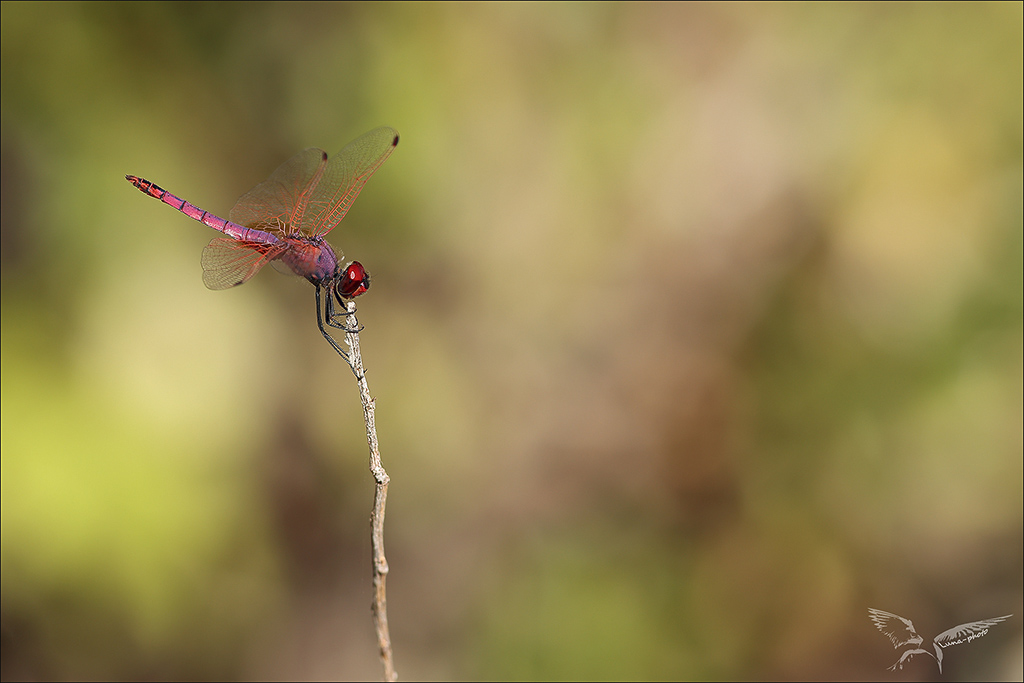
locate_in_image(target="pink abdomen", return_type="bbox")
[125,175,280,245]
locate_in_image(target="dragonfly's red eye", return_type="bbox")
[337,261,370,299]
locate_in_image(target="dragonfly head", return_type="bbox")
[335,261,371,300]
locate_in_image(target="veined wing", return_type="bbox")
[229,148,330,233]
[201,237,285,290]
[300,126,399,236]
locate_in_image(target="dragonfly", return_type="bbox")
[127,126,399,361]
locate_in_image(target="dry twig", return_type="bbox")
[337,299,396,681]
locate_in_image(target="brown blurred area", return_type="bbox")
[2,3,1021,680]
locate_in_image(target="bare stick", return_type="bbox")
[342,299,397,682]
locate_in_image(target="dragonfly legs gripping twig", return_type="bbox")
[325,285,365,334]
[315,284,369,382]
[315,285,357,364]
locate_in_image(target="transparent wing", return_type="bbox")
[201,237,284,290]
[301,126,399,236]
[229,148,330,233]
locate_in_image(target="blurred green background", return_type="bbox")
[2,2,1021,680]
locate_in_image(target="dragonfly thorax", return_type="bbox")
[277,235,340,285]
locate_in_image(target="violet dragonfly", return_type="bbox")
[126,126,399,360]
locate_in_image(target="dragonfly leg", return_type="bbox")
[325,288,364,333]
[315,284,352,363]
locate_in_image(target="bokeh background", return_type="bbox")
[2,2,1021,680]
